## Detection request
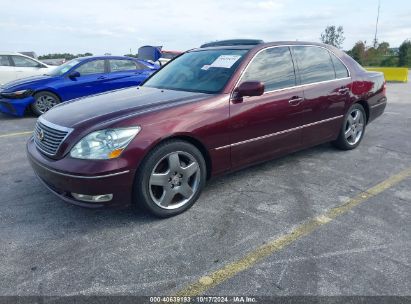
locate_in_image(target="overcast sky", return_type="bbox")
[1,0,410,55]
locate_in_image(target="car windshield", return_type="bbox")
[47,59,81,76]
[143,49,248,93]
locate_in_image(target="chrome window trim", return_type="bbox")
[215,115,344,150]
[260,77,351,95]
[232,44,351,97]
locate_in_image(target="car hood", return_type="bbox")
[42,86,211,129]
[1,75,55,91]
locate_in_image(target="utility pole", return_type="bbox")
[373,0,381,48]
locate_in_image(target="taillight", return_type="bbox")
[383,80,386,94]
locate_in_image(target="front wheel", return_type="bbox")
[30,91,61,116]
[134,140,207,217]
[332,103,366,150]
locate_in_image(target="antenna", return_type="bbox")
[373,0,381,47]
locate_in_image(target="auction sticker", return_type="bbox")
[210,55,241,68]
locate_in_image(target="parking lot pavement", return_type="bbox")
[0,78,410,297]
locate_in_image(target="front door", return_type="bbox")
[229,46,305,169]
[58,59,109,100]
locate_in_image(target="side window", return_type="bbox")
[242,47,296,92]
[12,55,39,68]
[135,61,151,70]
[109,59,137,72]
[75,60,105,75]
[292,46,335,84]
[0,55,11,66]
[330,53,349,78]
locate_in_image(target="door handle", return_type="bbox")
[338,88,349,94]
[97,76,107,80]
[288,96,304,106]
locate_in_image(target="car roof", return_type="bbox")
[0,51,34,56]
[192,45,257,51]
[0,53,143,61]
[192,41,338,53]
[75,55,141,61]
[200,39,264,48]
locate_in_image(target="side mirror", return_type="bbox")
[68,71,80,79]
[232,81,264,103]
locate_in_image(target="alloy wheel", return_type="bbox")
[149,151,200,210]
[344,108,365,145]
[35,95,58,113]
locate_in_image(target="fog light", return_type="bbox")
[72,193,113,203]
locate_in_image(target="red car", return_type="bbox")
[27,41,387,217]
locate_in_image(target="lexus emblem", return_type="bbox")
[37,129,45,141]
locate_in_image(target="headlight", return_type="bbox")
[70,127,141,160]
[1,89,32,99]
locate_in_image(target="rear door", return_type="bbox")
[291,46,351,146]
[107,59,152,90]
[229,46,305,169]
[58,59,109,100]
[0,55,16,85]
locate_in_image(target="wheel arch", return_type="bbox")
[32,88,61,100]
[355,100,370,123]
[30,89,62,115]
[146,134,212,180]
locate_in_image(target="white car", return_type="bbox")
[0,52,54,85]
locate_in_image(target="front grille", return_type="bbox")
[34,119,71,156]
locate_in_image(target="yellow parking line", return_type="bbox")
[0,131,32,138]
[174,166,411,297]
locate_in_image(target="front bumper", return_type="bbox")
[0,96,34,117]
[26,137,136,208]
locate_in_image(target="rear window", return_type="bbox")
[330,53,349,78]
[109,59,137,72]
[135,62,151,70]
[292,46,335,84]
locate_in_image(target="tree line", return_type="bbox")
[347,40,411,67]
[38,53,93,60]
[321,25,411,67]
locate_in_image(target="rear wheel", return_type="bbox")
[332,103,366,150]
[134,140,206,217]
[30,91,60,116]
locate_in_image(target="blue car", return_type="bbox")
[0,56,159,116]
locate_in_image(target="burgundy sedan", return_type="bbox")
[27,41,387,217]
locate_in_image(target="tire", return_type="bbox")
[332,103,366,150]
[30,91,61,116]
[134,140,207,218]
